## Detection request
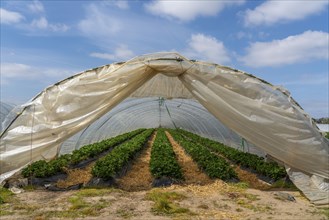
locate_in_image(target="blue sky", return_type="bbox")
[1,0,328,118]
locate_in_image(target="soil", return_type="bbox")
[1,180,327,220]
[56,163,94,189]
[116,131,157,191]
[234,166,270,190]
[165,131,214,185]
[1,131,327,219]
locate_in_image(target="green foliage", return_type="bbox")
[21,153,72,178]
[149,129,183,180]
[270,179,297,189]
[21,129,145,178]
[313,117,329,124]
[71,128,145,164]
[21,160,48,178]
[92,129,154,179]
[178,129,286,181]
[0,187,14,204]
[168,130,237,180]
[325,132,329,139]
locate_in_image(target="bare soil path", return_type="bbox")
[165,131,214,185]
[116,131,157,191]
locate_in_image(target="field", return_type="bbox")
[1,128,328,219]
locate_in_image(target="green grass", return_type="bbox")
[0,187,14,204]
[319,207,329,218]
[269,179,297,190]
[42,195,107,218]
[75,187,118,197]
[116,208,135,219]
[0,209,14,216]
[146,190,191,215]
[231,182,250,189]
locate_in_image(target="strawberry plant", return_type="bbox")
[168,130,237,180]
[92,129,154,179]
[70,128,145,164]
[149,129,183,180]
[21,129,146,178]
[178,129,286,180]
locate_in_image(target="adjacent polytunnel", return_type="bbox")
[0,52,328,204]
[0,102,15,131]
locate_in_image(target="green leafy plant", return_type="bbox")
[92,129,154,179]
[168,130,237,180]
[70,128,145,164]
[178,129,286,180]
[21,129,146,178]
[149,129,183,180]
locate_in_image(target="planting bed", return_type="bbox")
[16,128,289,191]
[2,128,327,220]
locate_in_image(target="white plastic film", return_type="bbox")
[0,52,328,204]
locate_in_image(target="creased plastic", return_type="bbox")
[0,52,328,204]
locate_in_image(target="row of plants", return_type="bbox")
[22,154,72,178]
[149,129,183,180]
[92,129,154,179]
[168,129,237,180]
[178,129,286,180]
[70,129,145,164]
[21,129,146,178]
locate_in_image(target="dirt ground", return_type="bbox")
[116,131,157,191]
[1,132,327,219]
[0,180,327,220]
[165,131,213,185]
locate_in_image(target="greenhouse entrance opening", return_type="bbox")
[1,52,328,204]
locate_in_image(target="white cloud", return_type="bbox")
[78,4,121,36]
[0,62,76,84]
[240,31,329,67]
[28,0,44,13]
[243,1,328,26]
[145,0,244,22]
[184,34,230,64]
[101,1,129,9]
[115,1,129,10]
[30,17,69,32]
[31,17,48,29]
[90,45,134,61]
[1,63,32,78]
[236,31,253,40]
[1,6,68,32]
[0,8,24,24]
[77,3,191,53]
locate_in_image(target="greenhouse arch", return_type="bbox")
[0,52,328,204]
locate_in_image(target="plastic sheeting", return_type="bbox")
[0,102,15,132]
[0,52,328,204]
[59,97,264,157]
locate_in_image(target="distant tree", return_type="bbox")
[313,117,329,124]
